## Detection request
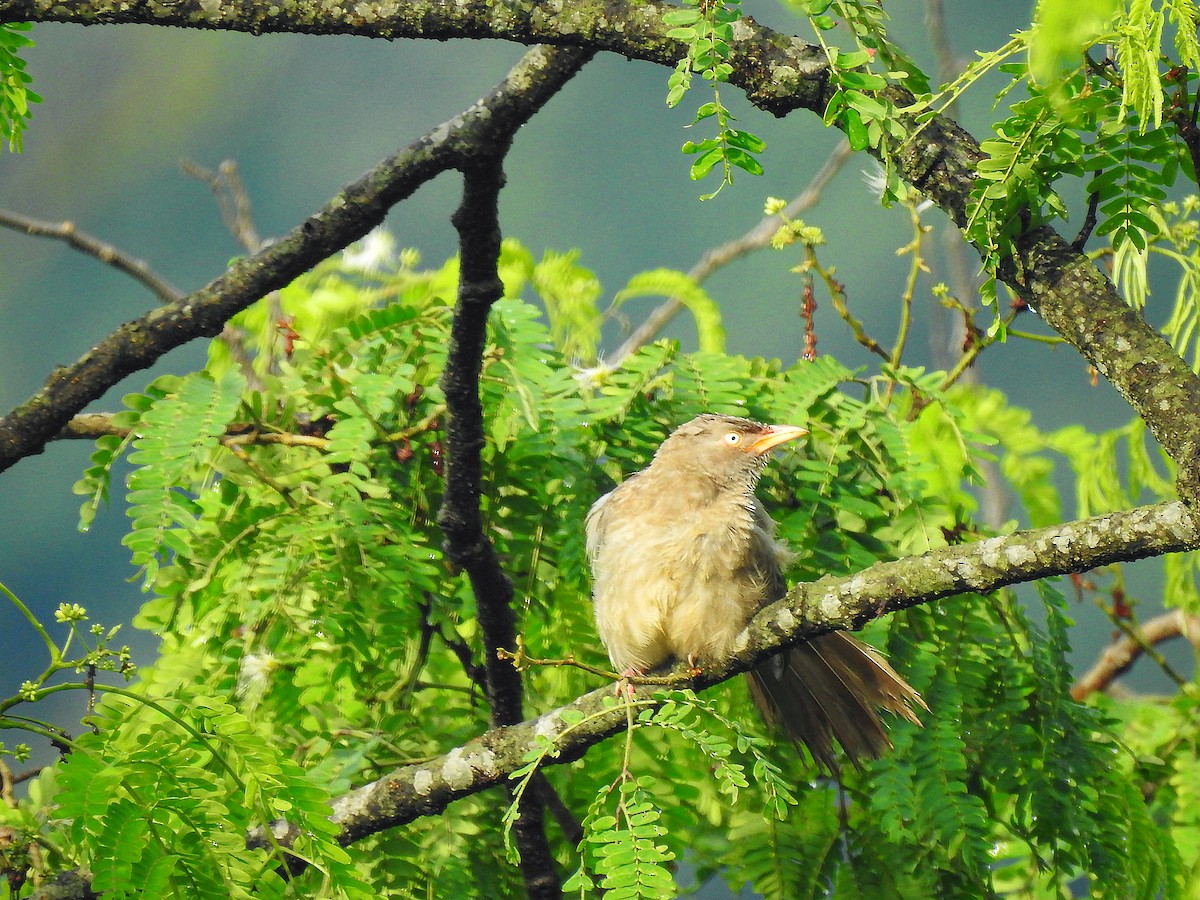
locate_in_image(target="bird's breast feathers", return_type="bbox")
[588,479,778,669]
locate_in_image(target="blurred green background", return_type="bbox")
[0,1,1181,763]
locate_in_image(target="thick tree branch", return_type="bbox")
[442,159,525,726]
[439,122,577,899]
[0,0,829,116]
[0,43,591,474]
[273,502,1200,850]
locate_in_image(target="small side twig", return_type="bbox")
[497,638,697,688]
[608,139,853,364]
[1072,178,1101,251]
[890,201,932,368]
[0,207,183,304]
[181,158,264,254]
[55,413,331,450]
[1072,609,1200,700]
[181,158,271,381]
[938,305,1021,390]
[809,248,890,362]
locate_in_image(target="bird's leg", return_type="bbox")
[615,667,642,698]
[686,654,704,678]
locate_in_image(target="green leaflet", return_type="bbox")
[613,268,725,354]
[123,368,246,588]
[0,23,41,153]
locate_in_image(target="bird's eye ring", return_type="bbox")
[724,432,741,445]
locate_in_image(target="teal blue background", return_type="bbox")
[0,2,1184,773]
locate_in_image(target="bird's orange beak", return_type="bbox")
[746,424,807,456]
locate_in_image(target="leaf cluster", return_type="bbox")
[0,236,1188,897]
[0,22,40,153]
[664,0,766,198]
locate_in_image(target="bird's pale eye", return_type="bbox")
[723,432,741,445]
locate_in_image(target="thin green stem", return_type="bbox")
[809,247,890,363]
[1007,329,1067,345]
[0,580,58,662]
[0,717,77,752]
[940,308,1023,390]
[890,207,928,369]
[30,683,249,790]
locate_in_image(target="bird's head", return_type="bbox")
[651,414,807,490]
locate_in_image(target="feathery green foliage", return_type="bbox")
[0,22,39,153]
[4,232,1184,895]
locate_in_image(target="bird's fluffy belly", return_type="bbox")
[594,520,765,672]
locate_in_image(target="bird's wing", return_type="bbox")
[584,492,612,564]
[748,497,792,602]
[586,471,647,564]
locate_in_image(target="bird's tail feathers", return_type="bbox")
[747,631,926,774]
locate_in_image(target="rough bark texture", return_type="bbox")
[0,42,591,472]
[4,0,1200,505]
[233,501,1197,864]
[438,121,576,900]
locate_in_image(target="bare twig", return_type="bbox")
[1071,609,1200,700]
[890,201,931,368]
[180,158,272,381]
[608,139,853,364]
[181,158,264,254]
[938,306,1020,391]
[55,413,331,450]
[0,208,183,304]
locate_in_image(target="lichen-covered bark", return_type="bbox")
[240,501,1196,863]
[5,0,1200,505]
[0,43,590,472]
[436,50,593,892]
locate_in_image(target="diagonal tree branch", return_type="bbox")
[0,43,593,474]
[1071,609,1200,700]
[8,0,1199,502]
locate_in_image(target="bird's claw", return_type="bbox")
[615,667,642,698]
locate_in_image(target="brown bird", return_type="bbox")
[586,414,925,773]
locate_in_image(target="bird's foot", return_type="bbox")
[685,654,703,678]
[615,667,642,698]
